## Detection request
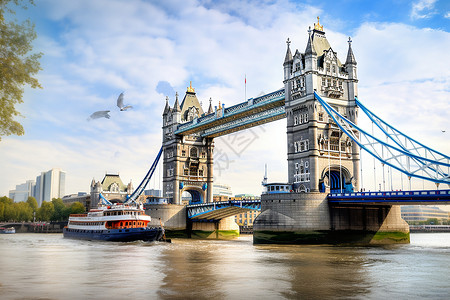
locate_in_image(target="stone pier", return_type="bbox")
[253,193,409,245]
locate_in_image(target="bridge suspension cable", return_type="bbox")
[314,92,450,185]
[126,146,163,203]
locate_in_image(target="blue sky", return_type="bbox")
[1,0,449,200]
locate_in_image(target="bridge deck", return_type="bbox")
[328,189,450,205]
[187,200,261,221]
[175,89,285,137]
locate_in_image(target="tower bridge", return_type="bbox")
[106,18,450,244]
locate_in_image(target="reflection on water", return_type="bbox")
[0,233,449,299]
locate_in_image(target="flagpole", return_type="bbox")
[245,74,247,101]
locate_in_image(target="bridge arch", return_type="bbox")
[319,165,353,193]
[181,186,205,204]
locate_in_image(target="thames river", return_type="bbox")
[0,233,449,299]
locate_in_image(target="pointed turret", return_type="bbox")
[173,92,181,112]
[207,97,213,114]
[345,37,357,65]
[305,27,316,56]
[163,96,170,115]
[284,38,293,65]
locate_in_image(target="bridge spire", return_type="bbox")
[207,97,213,114]
[173,92,181,112]
[163,96,170,115]
[345,37,357,65]
[305,26,316,56]
[284,38,293,65]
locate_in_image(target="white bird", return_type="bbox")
[87,110,111,121]
[117,92,133,111]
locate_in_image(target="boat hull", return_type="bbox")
[63,227,165,242]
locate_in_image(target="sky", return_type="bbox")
[1,0,449,201]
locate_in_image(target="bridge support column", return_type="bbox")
[190,217,240,239]
[254,193,409,245]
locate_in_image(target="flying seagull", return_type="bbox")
[117,92,133,111]
[87,110,111,121]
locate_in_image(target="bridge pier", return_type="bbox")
[253,193,409,245]
[190,217,240,239]
[146,204,240,239]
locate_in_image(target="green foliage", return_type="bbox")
[70,202,85,214]
[0,0,42,141]
[26,196,37,212]
[51,198,65,221]
[37,201,54,221]
[0,195,86,222]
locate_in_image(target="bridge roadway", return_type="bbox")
[174,88,285,137]
[187,200,261,221]
[328,189,450,205]
[187,189,450,221]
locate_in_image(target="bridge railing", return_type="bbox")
[329,189,450,198]
[175,88,285,135]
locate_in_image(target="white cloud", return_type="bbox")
[444,12,450,19]
[410,0,437,20]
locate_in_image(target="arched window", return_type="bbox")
[190,147,198,158]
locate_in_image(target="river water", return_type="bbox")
[0,233,449,300]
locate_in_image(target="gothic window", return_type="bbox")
[190,147,198,158]
[300,114,304,124]
[201,152,206,158]
[332,65,336,73]
[199,169,204,176]
[304,113,308,123]
[330,131,340,151]
[327,79,331,87]
[319,112,324,121]
[186,107,199,121]
[189,166,198,176]
[184,168,188,176]
[326,63,330,72]
[333,80,336,87]
[294,115,298,125]
[339,81,343,88]
[182,150,186,156]
[322,78,326,86]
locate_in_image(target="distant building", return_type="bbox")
[90,173,134,208]
[235,210,260,227]
[144,189,162,197]
[9,168,66,206]
[401,206,449,223]
[9,180,35,203]
[213,183,233,197]
[62,192,90,211]
[234,194,260,200]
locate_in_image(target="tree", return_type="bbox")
[37,200,54,221]
[51,198,65,221]
[0,0,42,141]
[26,196,37,212]
[70,202,85,214]
[15,201,32,221]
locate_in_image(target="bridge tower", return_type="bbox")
[283,18,360,194]
[254,18,408,245]
[162,83,214,205]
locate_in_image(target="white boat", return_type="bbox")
[63,203,164,242]
[0,227,15,234]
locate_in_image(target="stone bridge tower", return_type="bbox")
[283,17,360,194]
[162,83,214,205]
